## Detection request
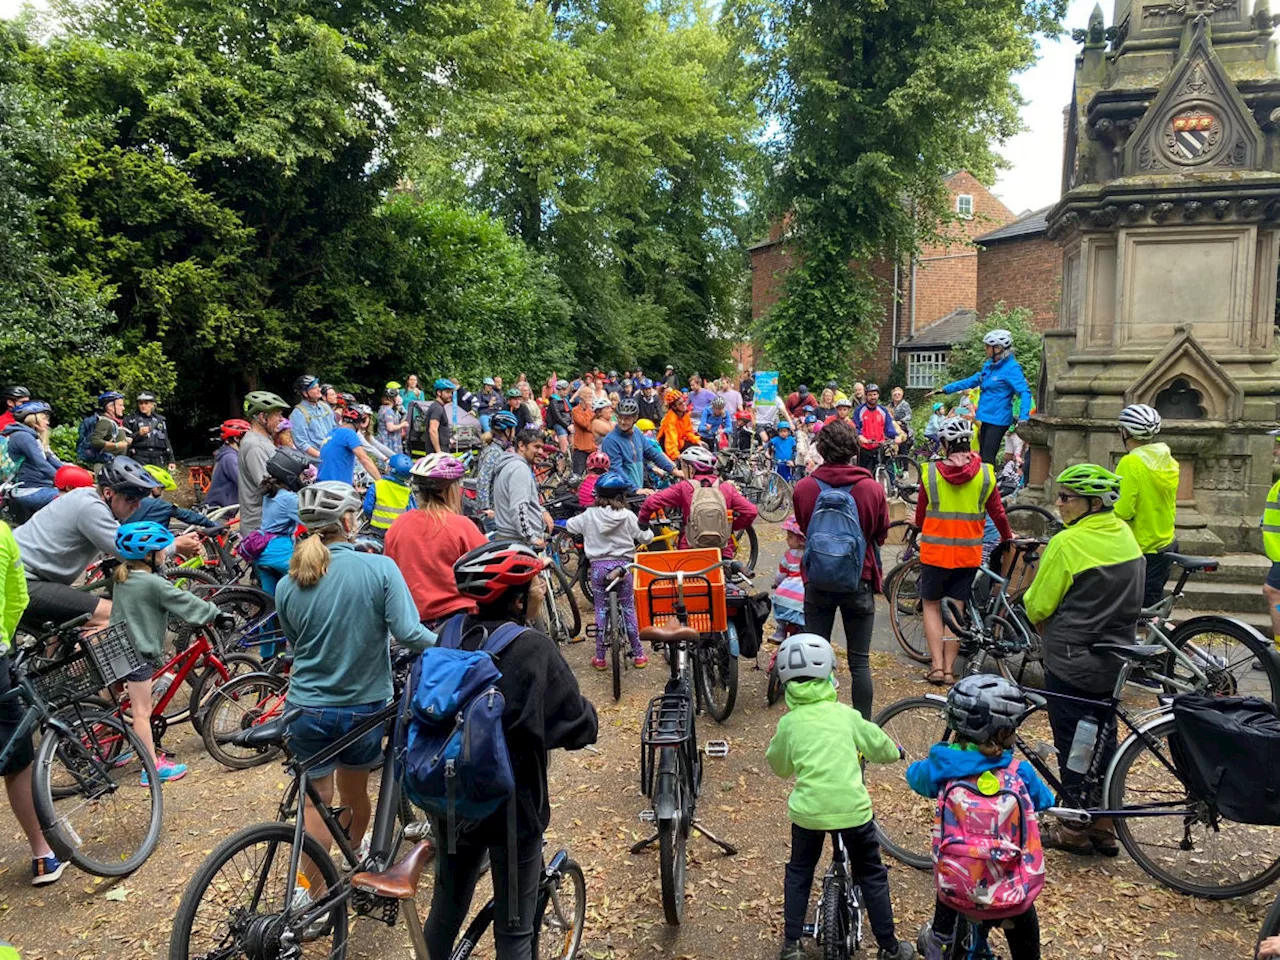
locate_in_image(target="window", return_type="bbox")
[907,351,950,389]
[956,194,974,218]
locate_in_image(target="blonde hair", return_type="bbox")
[289,523,348,587]
[113,558,152,584]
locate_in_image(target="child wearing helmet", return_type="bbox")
[245,447,317,595]
[770,516,807,642]
[566,472,653,670]
[578,450,611,508]
[126,465,222,532]
[770,421,797,481]
[906,675,1053,960]
[923,402,947,442]
[637,446,757,558]
[362,453,418,534]
[657,390,701,461]
[766,633,915,960]
[1113,404,1179,607]
[111,521,227,784]
[205,420,249,509]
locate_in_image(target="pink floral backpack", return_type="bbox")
[931,757,1045,920]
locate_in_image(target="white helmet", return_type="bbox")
[678,445,718,472]
[297,481,363,528]
[937,416,973,444]
[1117,403,1161,440]
[591,397,612,411]
[982,329,1013,349]
[776,633,835,684]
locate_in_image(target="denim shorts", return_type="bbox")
[552,424,568,437]
[285,699,389,777]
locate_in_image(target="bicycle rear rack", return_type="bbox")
[639,693,694,796]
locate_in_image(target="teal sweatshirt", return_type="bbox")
[110,569,222,662]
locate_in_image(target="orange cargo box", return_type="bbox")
[632,547,727,634]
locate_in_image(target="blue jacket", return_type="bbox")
[601,426,674,490]
[205,444,239,508]
[127,494,220,529]
[698,409,730,441]
[2,424,63,489]
[906,742,1054,810]
[289,399,335,455]
[942,353,1032,428]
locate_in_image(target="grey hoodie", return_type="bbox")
[492,449,544,543]
[14,487,120,584]
[565,505,654,562]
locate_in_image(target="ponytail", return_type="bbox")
[289,527,343,587]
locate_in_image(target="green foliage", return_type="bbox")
[47,424,77,464]
[942,302,1043,408]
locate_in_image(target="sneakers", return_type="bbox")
[31,854,66,886]
[779,940,804,960]
[140,758,188,786]
[591,657,607,671]
[877,940,916,960]
[916,923,952,960]
[290,884,328,940]
[633,654,649,669]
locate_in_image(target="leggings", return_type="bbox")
[803,580,876,719]
[590,559,642,658]
[978,422,1009,465]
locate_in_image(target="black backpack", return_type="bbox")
[1171,694,1280,825]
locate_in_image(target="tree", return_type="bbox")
[943,302,1042,415]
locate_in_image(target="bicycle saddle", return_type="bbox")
[640,622,699,646]
[351,840,436,900]
[230,707,303,749]
[1166,553,1218,573]
[1093,643,1167,662]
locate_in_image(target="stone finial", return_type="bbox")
[1212,199,1231,219]
[1241,198,1261,217]
[1125,202,1146,221]
[1074,3,1107,44]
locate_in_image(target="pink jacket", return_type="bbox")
[637,476,758,557]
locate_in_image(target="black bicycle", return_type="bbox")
[805,833,864,960]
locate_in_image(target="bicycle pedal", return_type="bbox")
[704,740,730,758]
[638,809,656,822]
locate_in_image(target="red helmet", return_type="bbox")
[54,464,95,492]
[453,541,544,605]
[733,409,753,422]
[337,405,364,424]
[586,451,611,473]
[219,418,251,442]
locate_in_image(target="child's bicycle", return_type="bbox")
[591,566,633,701]
[803,833,864,960]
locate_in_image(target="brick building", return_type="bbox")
[974,206,1060,330]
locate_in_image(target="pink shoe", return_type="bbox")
[633,654,649,669]
[591,657,607,671]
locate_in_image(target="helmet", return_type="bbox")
[410,453,466,486]
[453,540,544,604]
[982,329,1013,349]
[1056,463,1121,504]
[12,400,50,420]
[586,451,611,472]
[274,419,294,435]
[54,464,94,491]
[297,481,363,528]
[434,378,455,392]
[556,378,569,389]
[505,388,522,399]
[609,370,619,378]
[219,418,251,441]
[591,397,612,411]
[491,411,519,433]
[946,674,1031,742]
[115,521,175,561]
[777,420,791,431]
[484,377,496,386]
[594,471,634,496]
[711,396,726,409]
[640,378,653,389]
[805,415,816,424]
[664,389,683,405]
[337,405,364,424]
[337,392,356,407]
[2,385,30,401]
[244,391,289,416]
[636,418,655,431]
[98,456,161,495]
[143,464,177,491]
[266,447,313,491]
[1118,403,1161,440]
[388,453,415,481]
[320,383,334,397]
[734,409,752,422]
[782,514,803,536]
[354,403,373,417]
[617,398,640,417]
[385,380,402,391]
[835,397,853,408]
[775,633,835,684]
[866,383,880,394]
[811,421,824,434]
[932,402,944,412]
[294,375,320,395]
[98,390,124,407]
[937,417,973,444]
[679,446,717,472]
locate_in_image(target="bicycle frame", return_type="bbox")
[447,849,570,960]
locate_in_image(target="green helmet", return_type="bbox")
[244,390,289,416]
[1055,463,1121,504]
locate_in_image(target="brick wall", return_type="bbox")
[750,241,796,321]
[976,235,1062,331]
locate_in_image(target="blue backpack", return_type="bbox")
[76,413,106,465]
[802,478,869,592]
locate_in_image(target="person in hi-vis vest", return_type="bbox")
[362,453,417,533]
[1261,426,1280,647]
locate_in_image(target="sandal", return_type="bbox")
[925,669,946,686]
[942,672,956,687]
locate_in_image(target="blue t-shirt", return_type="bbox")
[261,489,300,535]
[771,434,796,463]
[316,427,364,484]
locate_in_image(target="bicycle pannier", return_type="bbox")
[687,479,730,549]
[1171,694,1280,825]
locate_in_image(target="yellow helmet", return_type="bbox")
[636,418,655,432]
[385,381,402,391]
[142,464,176,491]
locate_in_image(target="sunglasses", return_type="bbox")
[1055,492,1081,504]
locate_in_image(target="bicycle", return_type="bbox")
[861,440,920,504]
[534,548,582,646]
[626,553,739,924]
[593,566,632,701]
[721,449,791,523]
[802,832,864,960]
[199,657,292,769]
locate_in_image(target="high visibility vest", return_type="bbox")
[370,478,412,530]
[1262,479,1280,562]
[920,462,995,568]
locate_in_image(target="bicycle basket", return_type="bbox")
[1171,694,1280,825]
[27,646,107,708]
[82,623,147,687]
[633,548,727,633]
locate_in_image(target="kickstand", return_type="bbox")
[629,820,737,857]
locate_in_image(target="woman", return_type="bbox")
[400,374,425,407]
[813,387,836,423]
[1,401,63,516]
[274,419,295,449]
[277,482,435,895]
[518,381,542,430]
[385,453,487,628]
[931,328,1032,465]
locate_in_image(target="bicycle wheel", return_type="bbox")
[886,559,929,664]
[866,696,949,869]
[188,652,260,735]
[821,873,852,960]
[882,520,918,571]
[609,615,623,702]
[766,657,783,706]
[891,455,921,505]
[545,563,582,642]
[200,670,289,769]
[535,857,587,960]
[1108,714,1280,898]
[1005,504,1062,539]
[1160,616,1280,702]
[732,524,759,574]
[549,528,582,584]
[696,632,739,723]
[657,751,688,925]
[161,564,221,590]
[33,713,163,877]
[757,472,793,523]
[168,821,347,960]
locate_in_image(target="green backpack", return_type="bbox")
[0,435,25,484]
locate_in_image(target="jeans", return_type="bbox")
[590,559,641,659]
[978,422,1009,465]
[803,580,877,719]
[932,900,1040,960]
[423,830,543,960]
[1044,671,1117,807]
[11,485,56,512]
[784,821,897,949]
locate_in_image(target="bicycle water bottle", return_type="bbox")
[1065,717,1098,774]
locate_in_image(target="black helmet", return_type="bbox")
[294,375,320,396]
[2,385,30,401]
[136,391,156,402]
[266,447,313,492]
[98,456,161,496]
[945,675,1032,743]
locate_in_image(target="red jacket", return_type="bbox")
[0,411,13,432]
[912,451,1014,542]
[793,463,890,590]
[637,476,757,557]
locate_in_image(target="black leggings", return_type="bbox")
[785,822,898,950]
[803,580,876,719]
[933,900,1040,960]
[978,422,1009,465]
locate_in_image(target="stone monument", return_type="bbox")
[1027,0,1280,555]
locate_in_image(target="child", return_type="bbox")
[733,409,755,452]
[578,450,611,508]
[766,634,915,960]
[907,675,1052,960]
[362,452,418,534]
[770,515,806,641]
[250,447,314,595]
[111,522,226,784]
[804,420,824,473]
[924,402,947,440]
[127,466,222,531]
[274,418,296,449]
[565,471,653,671]
[770,422,797,481]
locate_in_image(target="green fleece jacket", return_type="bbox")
[765,678,900,830]
[1114,442,1179,554]
[110,569,221,662]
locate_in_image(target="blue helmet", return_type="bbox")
[389,453,414,481]
[12,400,50,420]
[594,471,635,496]
[640,378,653,389]
[98,390,124,406]
[115,521,175,560]
[491,411,519,432]
[433,378,454,392]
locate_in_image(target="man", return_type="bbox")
[784,385,812,420]
[289,375,333,458]
[377,386,407,454]
[601,397,674,490]
[123,391,176,471]
[504,387,535,433]
[698,396,731,445]
[1023,464,1143,855]
[851,384,899,470]
[718,378,743,420]
[426,378,456,454]
[636,379,662,424]
[658,390,702,461]
[0,386,30,432]
[89,391,134,464]
[888,387,912,444]
[739,369,755,405]
[638,446,757,557]
[1109,404,1180,609]
[913,418,1012,685]
[477,377,502,432]
[545,380,573,454]
[688,375,716,419]
[756,395,795,447]
[664,364,678,390]
[491,428,555,624]
[238,390,291,534]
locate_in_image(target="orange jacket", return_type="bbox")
[572,403,596,452]
[658,409,700,461]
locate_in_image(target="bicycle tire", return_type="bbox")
[168,821,347,960]
[882,520,918,571]
[34,713,162,877]
[1160,615,1280,702]
[609,614,623,702]
[891,455,920,505]
[697,632,738,723]
[576,557,594,605]
[1004,504,1062,539]
[657,752,687,925]
[875,465,893,504]
[1258,893,1280,951]
[200,670,289,769]
[1108,714,1280,898]
[756,472,793,523]
[546,563,582,642]
[867,696,949,869]
[188,653,261,736]
[766,658,783,706]
[821,873,851,960]
[534,857,587,960]
[733,524,759,574]
[886,558,929,664]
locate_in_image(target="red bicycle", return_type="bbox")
[199,657,292,769]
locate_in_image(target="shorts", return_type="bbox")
[125,662,157,683]
[918,564,978,603]
[552,424,568,437]
[1267,562,1280,591]
[0,654,34,776]
[285,699,388,777]
[20,579,100,631]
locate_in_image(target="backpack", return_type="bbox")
[932,758,1045,920]
[76,413,105,464]
[0,433,24,484]
[1171,694,1280,825]
[802,479,868,592]
[686,479,730,549]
